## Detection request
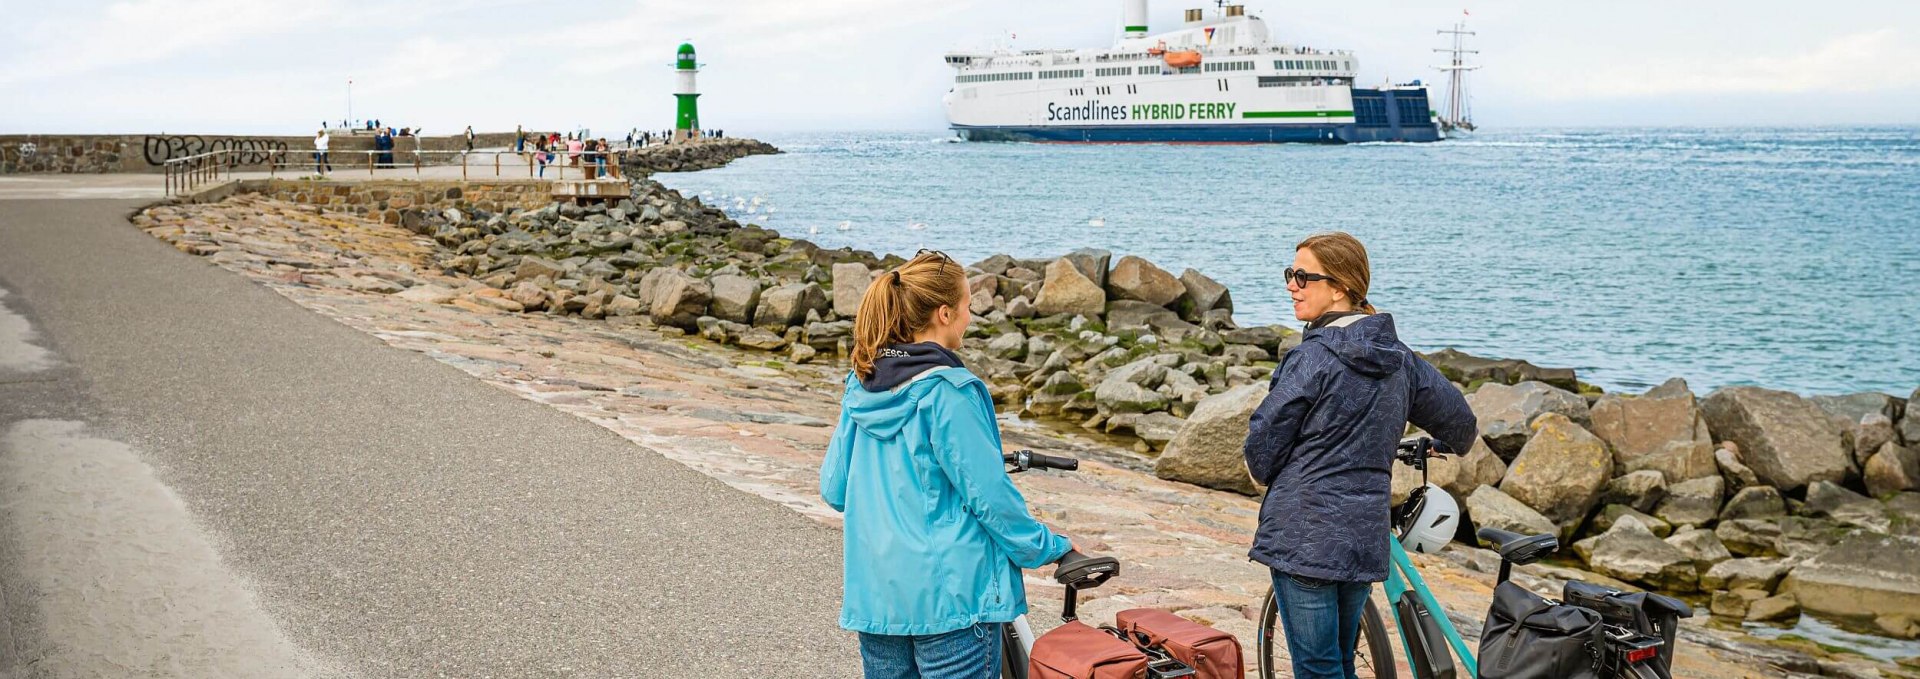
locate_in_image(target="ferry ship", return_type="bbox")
[942,1,1440,143]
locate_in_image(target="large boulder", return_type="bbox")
[1665,526,1733,573]
[1803,480,1891,533]
[1096,381,1169,415]
[1703,557,1791,592]
[1035,258,1107,318]
[1500,413,1611,529]
[1027,370,1086,417]
[1419,348,1580,393]
[1176,268,1232,319]
[754,282,828,330]
[1810,392,1905,426]
[513,255,567,283]
[1061,248,1112,289]
[1599,470,1668,514]
[1652,476,1724,528]
[707,274,761,325]
[646,271,711,329]
[1154,383,1266,495]
[1589,504,1672,538]
[1700,387,1851,492]
[1574,515,1699,591]
[1783,533,1920,621]
[1589,378,1718,483]
[1905,387,1920,446]
[1466,484,1559,542]
[1856,414,1898,468]
[830,262,874,318]
[1715,519,1782,557]
[1467,381,1592,460]
[1105,255,1186,307]
[1864,442,1920,498]
[1719,485,1787,521]
[1714,442,1761,489]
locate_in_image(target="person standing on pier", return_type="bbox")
[464,125,475,152]
[312,129,331,174]
[515,125,526,154]
[821,251,1073,679]
[1244,232,1477,679]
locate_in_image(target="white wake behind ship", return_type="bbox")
[943,1,1441,143]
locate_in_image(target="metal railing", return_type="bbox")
[162,148,634,197]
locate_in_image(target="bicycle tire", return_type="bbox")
[1257,587,1397,679]
[1001,623,1027,679]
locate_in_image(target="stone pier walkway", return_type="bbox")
[0,198,856,677]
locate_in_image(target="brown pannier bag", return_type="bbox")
[1115,608,1244,679]
[1029,620,1150,679]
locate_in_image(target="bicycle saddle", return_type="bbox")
[1052,549,1119,589]
[1475,527,1559,566]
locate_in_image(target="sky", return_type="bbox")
[2,0,1917,135]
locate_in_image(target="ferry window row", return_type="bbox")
[1138,66,1160,75]
[1275,59,1347,71]
[957,71,1036,83]
[1095,67,1131,77]
[1203,60,1255,73]
[1039,69,1085,80]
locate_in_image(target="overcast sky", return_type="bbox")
[3,0,1917,135]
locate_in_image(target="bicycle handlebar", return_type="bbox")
[1002,450,1080,472]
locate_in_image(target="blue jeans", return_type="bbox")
[858,622,1002,679]
[1272,570,1372,679]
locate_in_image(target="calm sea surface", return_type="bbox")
[655,127,1920,396]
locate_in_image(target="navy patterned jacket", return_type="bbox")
[1244,313,1477,582]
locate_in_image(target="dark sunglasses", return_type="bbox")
[1283,266,1337,288]
[915,248,956,269]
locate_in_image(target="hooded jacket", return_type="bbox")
[820,354,1071,635]
[1244,313,1477,582]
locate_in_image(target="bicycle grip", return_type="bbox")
[1025,451,1080,471]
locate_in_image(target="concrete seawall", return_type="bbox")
[0,132,536,175]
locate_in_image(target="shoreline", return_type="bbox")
[130,138,1920,675]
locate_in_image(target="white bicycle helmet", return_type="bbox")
[1396,483,1460,554]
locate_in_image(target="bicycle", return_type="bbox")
[997,450,1192,679]
[1255,437,1689,679]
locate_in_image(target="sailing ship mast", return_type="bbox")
[1434,14,1479,133]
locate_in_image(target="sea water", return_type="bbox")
[655,127,1920,395]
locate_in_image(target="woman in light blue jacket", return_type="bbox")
[820,250,1073,679]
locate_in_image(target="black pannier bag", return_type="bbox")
[1478,581,1603,679]
[1562,580,1692,678]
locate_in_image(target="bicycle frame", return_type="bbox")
[1380,536,1479,677]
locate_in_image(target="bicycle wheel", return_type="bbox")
[1257,586,1397,679]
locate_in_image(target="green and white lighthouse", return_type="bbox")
[673,42,701,141]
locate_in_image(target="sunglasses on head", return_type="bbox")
[1283,266,1336,288]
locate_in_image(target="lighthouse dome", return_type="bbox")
[676,43,696,70]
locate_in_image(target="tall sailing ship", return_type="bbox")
[942,1,1441,143]
[1434,16,1479,134]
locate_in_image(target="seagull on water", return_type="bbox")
[1088,217,1106,227]
[837,220,853,232]
[907,221,927,231]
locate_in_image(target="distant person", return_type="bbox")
[464,126,476,152]
[515,125,526,154]
[625,130,633,148]
[313,129,331,174]
[567,135,584,167]
[535,138,552,178]
[375,128,395,168]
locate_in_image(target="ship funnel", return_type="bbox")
[1225,4,1244,16]
[1122,0,1148,38]
[1184,8,1203,23]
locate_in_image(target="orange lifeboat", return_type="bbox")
[1163,50,1202,68]
[1146,40,1167,56]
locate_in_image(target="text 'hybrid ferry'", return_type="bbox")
[943,1,1440,143]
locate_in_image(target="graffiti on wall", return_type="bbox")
[143,136,289,165]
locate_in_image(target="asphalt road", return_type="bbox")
[0,199,858,677]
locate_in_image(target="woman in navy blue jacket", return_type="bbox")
[1244,232,1478,679]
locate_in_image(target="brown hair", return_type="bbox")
[851,251,967,381]
[1295,232,1377,314]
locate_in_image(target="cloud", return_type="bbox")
[0,0,345,85]
[1532,29,1920,100]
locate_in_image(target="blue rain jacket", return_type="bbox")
[1244,313,1477,582]
[820,366,1072,635]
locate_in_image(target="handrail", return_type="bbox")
[161,146,658,198]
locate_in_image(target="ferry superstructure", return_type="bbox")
[942,1,1440,143]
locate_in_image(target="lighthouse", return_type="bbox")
[673,42,701,142]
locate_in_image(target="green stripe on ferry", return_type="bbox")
[1242,110,1355,119]
[1124,25,1149,31]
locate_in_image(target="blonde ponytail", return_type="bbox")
[850,252,966,381]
